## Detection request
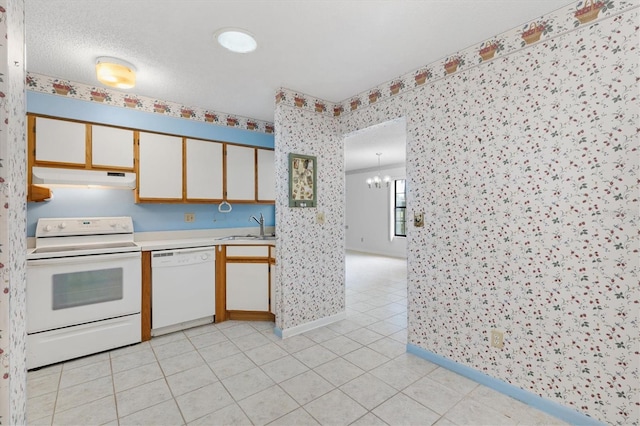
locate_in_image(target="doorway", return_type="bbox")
[343,118,408,334]
[343,118,407,258]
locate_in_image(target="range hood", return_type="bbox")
[32,167,136,189]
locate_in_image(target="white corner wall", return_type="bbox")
[273,102,345,332]
[346,165,406,258]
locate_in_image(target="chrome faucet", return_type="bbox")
[251,213,265,237]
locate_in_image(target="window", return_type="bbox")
[394,179,406,237]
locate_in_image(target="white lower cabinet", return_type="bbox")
[226,263,269,311]
[270,262,275,314]
[270,246,276,315]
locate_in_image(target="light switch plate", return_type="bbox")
[414,212,424,227]
[316,211,326,224]
[491,330,504,349]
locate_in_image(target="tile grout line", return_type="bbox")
[153,335,190,426]
[108,353,120,425]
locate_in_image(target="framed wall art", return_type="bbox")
[288,153,317,207]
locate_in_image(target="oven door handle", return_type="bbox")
[27,251,141,266]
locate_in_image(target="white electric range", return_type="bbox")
[26,216,142,369]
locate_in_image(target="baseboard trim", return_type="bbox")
[278,311,347,339]
[406,344,605,426]
[226,311,275,322]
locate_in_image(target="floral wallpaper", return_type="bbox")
[274,2,639,425]
[0,2,8,421]
[26,72,275,134]
[0,0,26,424]
[402,9,638,424]
[273,104,345,331]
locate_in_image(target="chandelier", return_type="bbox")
[366,152,391,189]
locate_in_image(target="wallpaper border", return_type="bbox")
[26,72,275,135]
[274,0,638,116]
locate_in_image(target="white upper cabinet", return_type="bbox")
[34,117,86,165]
[27,114,275,205]
[185,138,223,200]
[91,125,135,169]
[225,144,256,201]
[138,132,183,200]
[257,149,275,201]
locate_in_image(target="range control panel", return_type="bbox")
[35,216,134,237]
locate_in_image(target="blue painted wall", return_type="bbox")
[26,188,274,237]
[27,92,275,237]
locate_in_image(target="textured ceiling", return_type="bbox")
[26,0,571,124]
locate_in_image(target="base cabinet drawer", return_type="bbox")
[226,246,269,257]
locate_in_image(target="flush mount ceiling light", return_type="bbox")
[215,28,257,53]
[367,153,391,189]
[96,57,136,89]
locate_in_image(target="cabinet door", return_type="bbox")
[186,138,223,200]
[257,149,275,201]
[138,132,183,200]
[226,263,269,311]
[270,262,275,315]
[225,144,255,201]
[35,117,86,165]
[91,125,134,169]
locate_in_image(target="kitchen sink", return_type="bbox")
[218,235,258,241]
[218,235,275,241]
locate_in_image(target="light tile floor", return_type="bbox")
[27,251,567,425]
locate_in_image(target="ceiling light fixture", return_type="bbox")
[215,28,257,53]
[96,57,136,89]
[367,153,391,189]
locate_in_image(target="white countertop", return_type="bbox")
[134,227,275,251]
[136,236,275,251]
[27,226,275,253]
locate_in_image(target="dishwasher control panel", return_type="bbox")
[151,248,215,267]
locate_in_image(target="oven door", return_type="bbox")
[27,251,141,333]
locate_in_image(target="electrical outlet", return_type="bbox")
[490,330,504,349]
[316,212,326,224]
[184,213,195,223]
[414,212,424,227]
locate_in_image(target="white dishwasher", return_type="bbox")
[151,246,216,336]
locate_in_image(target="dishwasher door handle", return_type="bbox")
[152,246,217,256]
